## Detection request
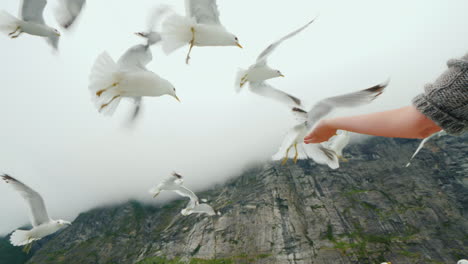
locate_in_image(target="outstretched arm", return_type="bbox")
[304,106,442,144]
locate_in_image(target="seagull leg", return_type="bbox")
[339,156,349,162]
[23,239,33,254]
[8,26,20,36]
[185,27,195,64]
[96,82,119,97]
[11,31,23,39]
[293,143,299,163]
[100,95,121,111]
[240,74,248,87]
[281,146,292,165]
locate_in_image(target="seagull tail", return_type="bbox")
[0,10,20,35]
[234,68,248,93]
[88,52,123,116]
[304,144,340,170]
[161,13,194,54]
[10,229,35,246]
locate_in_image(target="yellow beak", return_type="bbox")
[174,95,181,102]
[280,74,285,77]
[236,43,243,49]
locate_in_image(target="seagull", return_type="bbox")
[161,0,242,64]
[150,173,219,216]
[235,18,316,89]
[54,0,86,29]
[149,172,198,201]
[0,0,61,49]
[457,259,468,264]
[1,174,71,253]
[274,81,388,168]
[329,130,350,162]
[405,130,446,167]
[88,51,180,116]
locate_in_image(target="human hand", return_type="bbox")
[304,119,337,144]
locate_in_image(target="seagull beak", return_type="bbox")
[174,95,181,103]
[236,43,243,49]
[279,74,285,77]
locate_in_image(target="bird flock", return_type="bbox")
[0,0,451,261]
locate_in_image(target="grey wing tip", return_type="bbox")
[1,174,15,182]
[364,79,390,98]
[172,172,183,179]
[288,95,302,107]
[319,146,337,161]
[292,107,307,114]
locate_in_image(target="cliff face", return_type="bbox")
[26,136,468,264]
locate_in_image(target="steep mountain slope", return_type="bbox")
[23,135,468,264]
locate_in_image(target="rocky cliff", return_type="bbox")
[22,135,468,264]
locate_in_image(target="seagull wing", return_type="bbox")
[306,81,388,129]
[54,0,86,29]
[128,97,143,122]
[303,144,339,169]
[192,203,216,215]
[19,0,47,23]
[117,44,152,72]
[1,175,50,227]
[256,18,316,65]
[405,132,438,167]
[249,81,302,108]
[174,185,199,204]
[185,0,221,25]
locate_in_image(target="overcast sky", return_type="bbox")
[0,0,466,235]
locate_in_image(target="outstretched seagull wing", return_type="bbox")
[117,44,152,72]
[185,0,221,25]
[249,81,302,108]
[54,0,86,29]
[174,185,199,204]
[2,174,50,227]
[256,18,316,66]
[19,0,47,23]
[306,81,388,129]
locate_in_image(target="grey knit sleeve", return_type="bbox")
[412,52,468,135]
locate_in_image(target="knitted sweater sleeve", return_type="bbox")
[412,53,468,135]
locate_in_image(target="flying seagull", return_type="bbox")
[274,80,388,168]
[235,18,316,88]
[150,173,219,216]
[161,0,242,64]
[54,0,86,29]
[1,174,71,253]
[88,51,180,115]
[0,0,61,49]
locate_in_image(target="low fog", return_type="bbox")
[0,0,466,235]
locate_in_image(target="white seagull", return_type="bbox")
[54,0,86,29]
[405,130,446,167]
[1,174,71,253]
[149,172,198,201]
[150,173,219,216]
[273,81,388,168]
[161,0,242,64]
[0,0,61,49]
[457,260,468,264]
[329,130,351,162]
[235,18,316,89]
[88,51,180,115]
